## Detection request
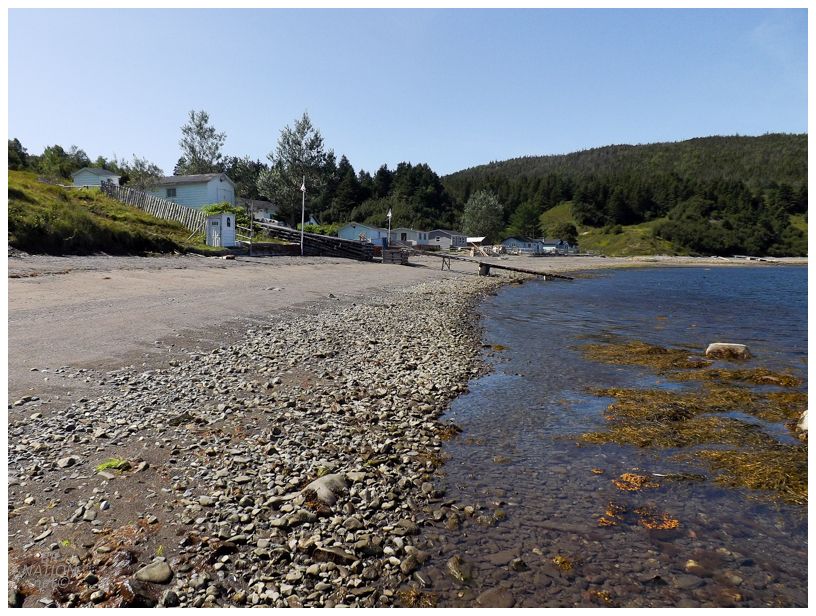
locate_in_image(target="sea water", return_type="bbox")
[422,266,807,607]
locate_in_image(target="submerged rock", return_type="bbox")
[705,343,751,361]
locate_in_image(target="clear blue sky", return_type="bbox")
[8,8,808,176]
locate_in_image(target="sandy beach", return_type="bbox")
[6,252,806,607]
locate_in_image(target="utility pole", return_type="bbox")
[300,176,306,257]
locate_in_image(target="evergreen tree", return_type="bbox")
[177,109,226,174]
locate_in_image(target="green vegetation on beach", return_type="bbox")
[8,171,219,255]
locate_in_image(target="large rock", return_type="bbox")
[705,343,751,360]
[798,410,808,435]
[134,561,173,584]
[476,587,515,608]
[302,473,347,506]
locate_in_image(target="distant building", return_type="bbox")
[147,173,235,209]
[239,197,280,223]
[501,236,543,254]
[390,227,430,246]
[538,238,575,254]
[337,222,390,243]
[71,167,120,187]
[428,229,467,250]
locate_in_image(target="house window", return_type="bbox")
[166,188,177,198]
[226,217,231,227]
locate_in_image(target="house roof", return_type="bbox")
[391,227,427,233]
[430,229,465,236]
[341,222,388,233]
[71,167,119,177]
[539,238,566,244]
[158,173,234,187]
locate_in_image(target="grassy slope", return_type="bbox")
[789,214,807,234]
[539,201,679,257]
[8,171,220,255]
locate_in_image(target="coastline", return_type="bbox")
[7,253,806,607]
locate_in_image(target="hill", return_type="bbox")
[443,134,807,257]
[7,171,218,255]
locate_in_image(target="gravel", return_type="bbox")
[7,274,507,607]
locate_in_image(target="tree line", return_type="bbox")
[8,124,808,255]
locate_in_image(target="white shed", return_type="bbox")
[205,212,238,248]
[71,167,121,187]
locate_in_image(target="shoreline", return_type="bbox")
[6,254,807,607]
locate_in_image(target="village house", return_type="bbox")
[71,167,120,187]
[501,236,544,254]
[389,227,430,246]
[147,173,235,209]
[337,222,390,243]
[538,238,576,254]
[239,197,281,223]
[428,229,467,250]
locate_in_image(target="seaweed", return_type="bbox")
[683,446,808,505]
[581,416,778,449]
[581,340,710,372]
[612,473,659,491]
[671,367,801,388]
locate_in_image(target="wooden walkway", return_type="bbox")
[409,249,574,280]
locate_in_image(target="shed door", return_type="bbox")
[209,219,222,247]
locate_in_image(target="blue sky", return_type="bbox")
[7,8,808,176]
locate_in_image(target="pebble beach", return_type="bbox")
[8,273,508,607]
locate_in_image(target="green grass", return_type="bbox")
[539,201,679,256]
[95,457,130,472]
[8,171,222,255]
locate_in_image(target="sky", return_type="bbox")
[7,8,808,176]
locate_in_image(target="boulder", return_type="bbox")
[705,343,751,360]
[476,587,515,608]
[302,473,347,506]
[798,410,808,435]
[134,561,173,584]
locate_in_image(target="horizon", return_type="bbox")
[8,8,808,177]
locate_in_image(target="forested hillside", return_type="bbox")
[444,134,807,256]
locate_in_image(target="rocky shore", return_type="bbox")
[8,274,511,607]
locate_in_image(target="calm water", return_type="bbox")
[418,266,807,608]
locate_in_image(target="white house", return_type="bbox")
[390,227,430,246]
[538,238,575,254]
[71,167,120,187]
[205,212,238,248]
[428,229,467,250]
[239,197,281,223]
[147,173,235,209]
[502,236,543,254]
[338,222,390,243]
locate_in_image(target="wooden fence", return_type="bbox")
[100,182,206,233]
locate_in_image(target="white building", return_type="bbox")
[337,222,390,243]
[390,227,430,246]
[501,236,544,254]
[71,167,120,187]
[148,173,235,209]
[205,212,238,248]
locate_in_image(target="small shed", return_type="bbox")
[71,167,121,187]
[205,212,237,248]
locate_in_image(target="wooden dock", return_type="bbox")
[409,249,573,280]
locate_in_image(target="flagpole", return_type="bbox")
[300,175,306,257]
